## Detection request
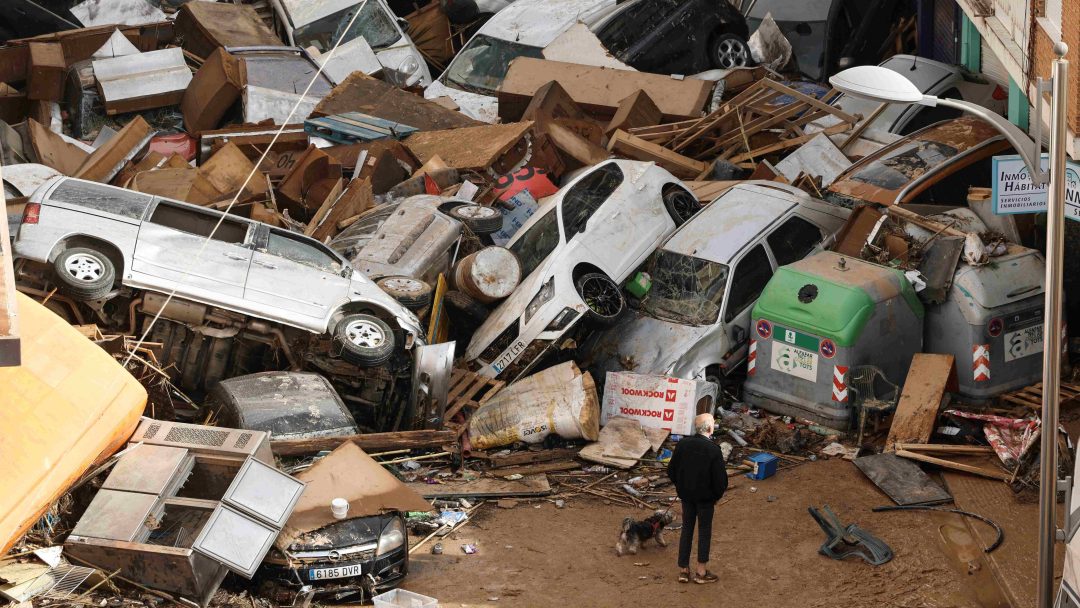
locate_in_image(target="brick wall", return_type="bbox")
[1030,0,1080,134]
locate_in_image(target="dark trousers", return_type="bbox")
[678,500,715,568]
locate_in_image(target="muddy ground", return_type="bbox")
[405,458,1019,608]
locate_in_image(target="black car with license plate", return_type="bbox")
[260,513,408,602]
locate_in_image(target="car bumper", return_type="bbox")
[261,546,408,599]
[472,303,584,379]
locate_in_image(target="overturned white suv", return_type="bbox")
[463,160,701,380]
[13,177,425,368]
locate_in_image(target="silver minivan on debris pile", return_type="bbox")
[12,177,449,428]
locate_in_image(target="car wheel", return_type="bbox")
[443,289,489,323]
[333,314,396,367]
[448,205,504,235]
[377,276,433,310]
[53,247,116,301]
[711,33,752,69]
[663,188,702,225]
[575,272,625,326]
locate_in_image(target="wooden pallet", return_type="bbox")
[443,368,505,436]
[999,381,1080,409]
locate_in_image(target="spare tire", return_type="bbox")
[377,276,434,310]
[53,246,116,301]
[333,314,396,367]
[448,204,504,235]
[443,290,490,323]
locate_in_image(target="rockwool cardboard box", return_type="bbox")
[601,372,718,435]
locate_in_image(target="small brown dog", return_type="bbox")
[615,509,675,556]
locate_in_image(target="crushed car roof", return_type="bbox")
[479,0,616,48]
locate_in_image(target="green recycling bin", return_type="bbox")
[743,251,924,429]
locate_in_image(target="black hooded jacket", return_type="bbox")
[667,433,729,504]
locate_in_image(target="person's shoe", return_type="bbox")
[693,570,719,584]
[678,571,691,583]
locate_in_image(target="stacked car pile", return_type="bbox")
[3,0,1050,604]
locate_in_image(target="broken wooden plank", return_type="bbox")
[894,443,995,454]
[271,429,456,456]
[74,115,152,183]
[895,450,1010,481]
[607,129,707,179]
[485,448,581,468]
[490,461,581,477]
[408,474,552,499]
[885,353,958,452]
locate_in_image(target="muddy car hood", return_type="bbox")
[286,513,393,552]
[586,311,710,379]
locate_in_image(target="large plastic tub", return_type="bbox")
[372,589,439,608]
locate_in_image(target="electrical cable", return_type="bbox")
[871,505,1005,553]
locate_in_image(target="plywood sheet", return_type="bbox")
[405,122,532,170]
[408,474,551,499]
[854,452,952,506]
[886,353,957,452]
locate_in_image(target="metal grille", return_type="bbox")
[142,422,162,439]
[164,426,229,447]
[479,322,520,363]
[40,566,96,599]
[234,433,252,450]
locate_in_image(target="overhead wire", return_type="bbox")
[123,4,371,368]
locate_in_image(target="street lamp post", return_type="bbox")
[831,44,1069,608]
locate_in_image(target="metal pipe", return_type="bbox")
[1038,43,1069,608]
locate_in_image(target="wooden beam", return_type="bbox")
[272,429,457,456]
[894,443,995,454]
[885,353,958,452]
[490,461,581,477]
[727,122,853,164]
[895,449,1010,481]
[607,129,708,178]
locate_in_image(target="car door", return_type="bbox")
[244,227,351,327]
[721,244,774,359]
[131,199,254,300]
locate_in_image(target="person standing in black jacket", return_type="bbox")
[667,413,728,584]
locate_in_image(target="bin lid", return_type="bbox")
[953,245,1044,309]
[752,251,923,347]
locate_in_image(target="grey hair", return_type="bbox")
[694,414,715,435]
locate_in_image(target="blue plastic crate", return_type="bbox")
[745,452,779,480]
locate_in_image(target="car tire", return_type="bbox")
[711,33,753,69]
[575,272,625,326]
[53,247,116,301]
[448,205,504,235]
[333,313,396,367]
[443,289,489,322]
[377,276,434,310]
[663,187,702,225]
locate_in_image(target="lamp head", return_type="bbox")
[829,65,924,104]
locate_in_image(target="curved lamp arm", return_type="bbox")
[925,96,1048,186]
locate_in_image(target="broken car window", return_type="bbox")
[724,245,773,323]
[266,231,343,273]
[848,141,959,191]
[643,250,730,326]
[443,34,545,95]
[293,0,400,52]
[560,163,624,240]
[51,180,152,220]
[767,216,823,266]
[149,202,249,245]
[509,208,560,280]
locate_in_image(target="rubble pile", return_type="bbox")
[1,0,1077,605]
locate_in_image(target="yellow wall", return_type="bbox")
[0,292,146,553]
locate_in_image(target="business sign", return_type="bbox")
[991,153,1080,221]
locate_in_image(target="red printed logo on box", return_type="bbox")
[665,389,677,402]
[662,409,675,422]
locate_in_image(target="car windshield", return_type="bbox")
[848,140,960,191]
[509,208,561,280]
[643,250,729,326]
[293,0,400,53]
[443,34,544,95]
